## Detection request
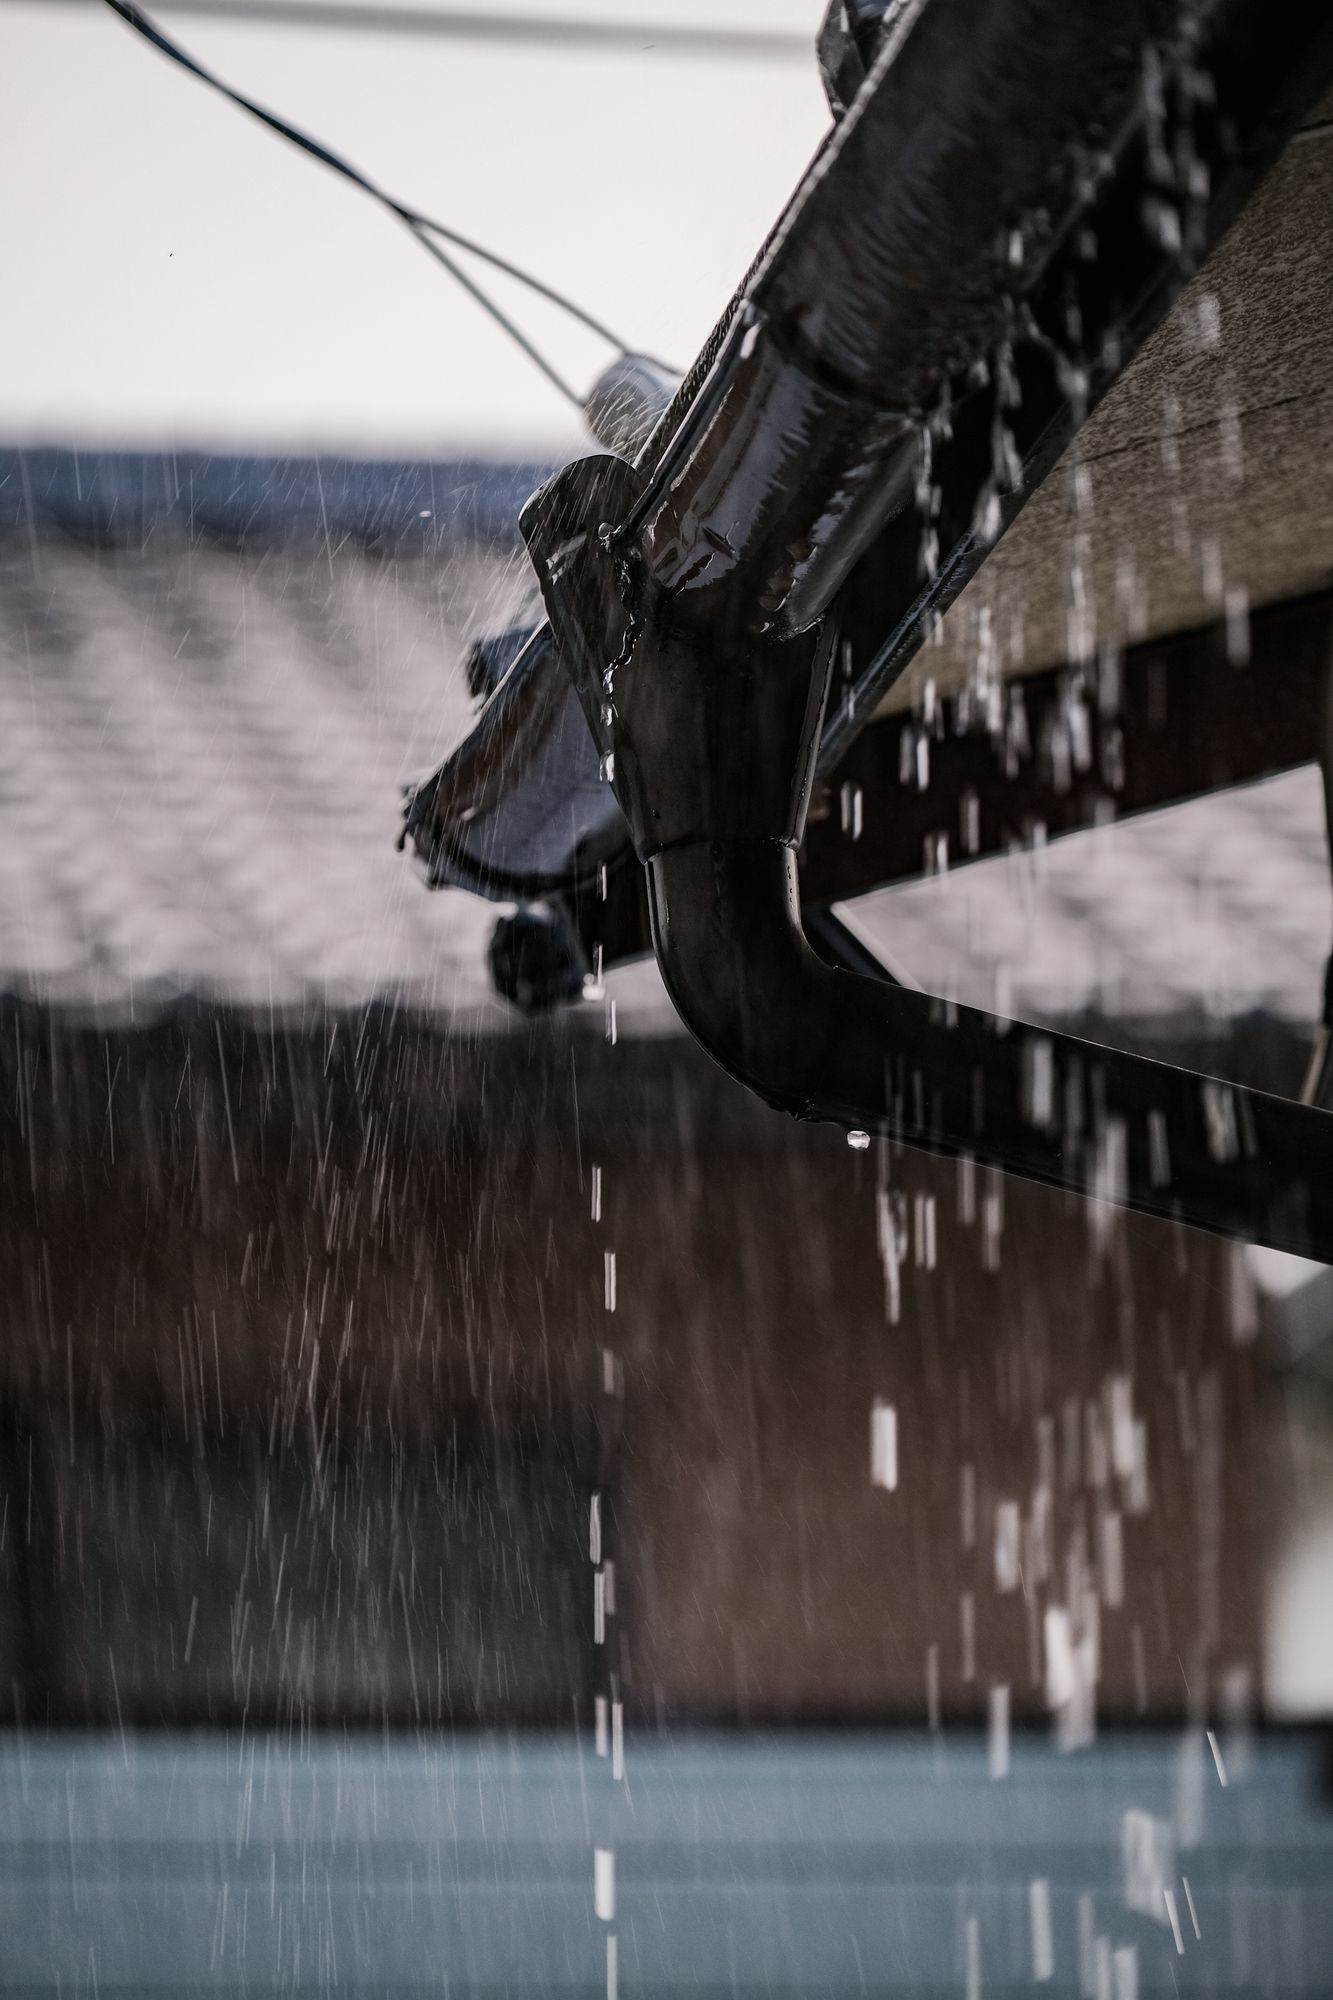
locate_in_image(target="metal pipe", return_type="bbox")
[627,0,1246,641]
[524,452,1333,1260]
[405,0,1333,902]
[411,0,1333,1259]
[647,841,1333,1257]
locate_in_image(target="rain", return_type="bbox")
[1,0,1333,1995]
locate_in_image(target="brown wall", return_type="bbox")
[0,1004,1262,1728]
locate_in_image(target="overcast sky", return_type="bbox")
[1,0,830,456]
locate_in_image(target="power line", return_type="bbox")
[44,0,813,59]
[103,0,636,405]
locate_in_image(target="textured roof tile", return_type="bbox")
[0,451,551,1023]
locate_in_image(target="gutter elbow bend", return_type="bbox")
[521,453,1333,1260]
[645,840,1019,1151]
[644,837,1333,1264]
[646,839,972,1139]
[646,841,833,1123]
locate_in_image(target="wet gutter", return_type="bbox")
[405,0,1333,1257]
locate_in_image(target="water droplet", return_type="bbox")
[1029,1875,1053,1977]
[989,1684,1011,1780]
[870,1400,898,1491]
[594,1848,615,1922]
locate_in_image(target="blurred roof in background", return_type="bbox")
[0,448,545,1022]
[0,447,1327,1038]
[841,766,1330,1034]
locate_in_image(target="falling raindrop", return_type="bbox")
[1030,1876,1054,1979]
[989,1684,1011,1779]
[594,1848,615,1922]
[870,1400,898,1491]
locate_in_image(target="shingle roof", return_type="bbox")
[0,448,550,1022]
[840,764,1331,1031]
[0,448,547,554]
[1,449,1328,1042]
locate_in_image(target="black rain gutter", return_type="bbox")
[421,0,1333,1257]
[406,0,1333,901]
[526,445,1333,1261]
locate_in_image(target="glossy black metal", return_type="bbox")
[488,902,589,1016]
[401,625,625,901]
[403,0,1333,903]
[630,0,1183,644]
[537,590,1333,982]
[816,0,894,120]
[819,0,1333,764]
[648,840,1333,1256]
[405,0,1333,1247]
[632,0,1333,672]
[523,453,1333,1260]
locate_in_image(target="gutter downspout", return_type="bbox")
[406,0,1333,906]
[525,455,1333,1264]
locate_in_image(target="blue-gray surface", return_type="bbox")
[0,448,555,550]
[0,1732,1330,1994]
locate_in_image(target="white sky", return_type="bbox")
[0,0,830,456]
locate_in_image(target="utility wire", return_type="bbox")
[103,0,634,404]
[58,0,812,59]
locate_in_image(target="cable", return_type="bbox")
[405,230,583,405]
[405,215,627,353]
[103,0,634,403]
[105,0,627,353]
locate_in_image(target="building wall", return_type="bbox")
[0,1006,1262,1730]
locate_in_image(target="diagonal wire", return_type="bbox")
[103,0,634,403]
